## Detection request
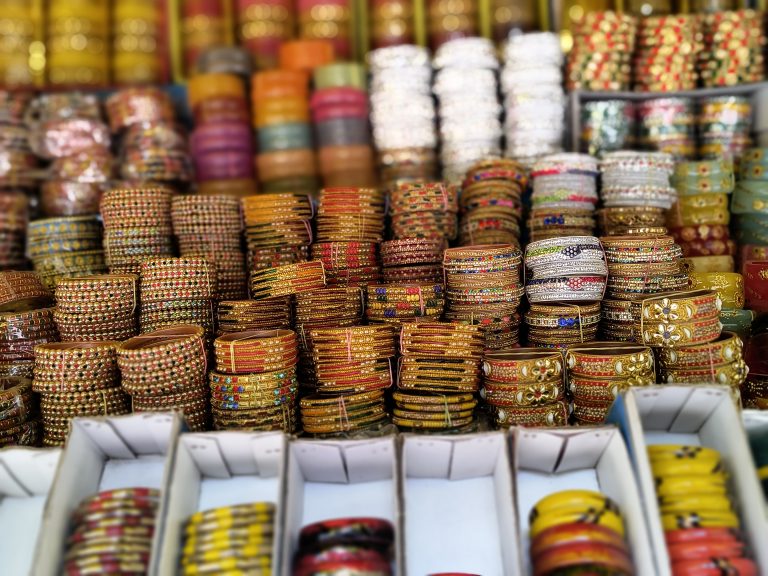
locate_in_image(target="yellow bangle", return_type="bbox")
[688,272,744,309]
[676,193,729,210]
[661,511,739,531]
[530,507,625,539]
[667,205,730,226]
[681,256,735,274]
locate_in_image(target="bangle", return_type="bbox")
[635,290,722,324]
[659,359,748,387]
[687,272,745,309]
[483,349,563,383]
[490,401,568,427]
[570,375,654,403]
[680,256,734,274]
[482,379,565,407]
[656,331,743,368]
[565,344,654,378]
[526,276,606,303]
[638,316,722,348]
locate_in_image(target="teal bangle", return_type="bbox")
[720,308,753,340]
[257,123,313,152]
[673,159,733,179]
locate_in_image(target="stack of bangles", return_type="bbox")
[366,284,444,325]
[527,208,596,241]
[668,224,736,259]
[315,187,386,243]
[25,216,107,290]
[524,236,608,303]
[443,245,524,350]
[649,445,758,574]
[0,307,58,380]
[481,348,568,428]
[460,158,526,246]
[99,185,174,276]
[0,376,40,447]
[389,181,458,240]
[241,193,313,272]
[217,298,293,334]
[172,195,248,300]
[295,287,364,386]
[600,151,677,209]
[526,302,601,349]
[597,205,667,236]
[600,299,635,342]
[180,503,275,574]
[300,325,396,435]
[211,330,298,433]
[293,518,395,576]
[528,490,633,575]
[0,270,52,312]
[657,331,747,401]
[33,342,130,446]
[250,261,327,300]
[380,238,445,284]
[139,257,217,340]
[117,325,210,431]
[394,322,483,431]
[64,488,160,576]
[632,290,723,349]
[601,235,687,300]
[565,342,655,424]
[310,241,381,287]
[53,274,139,342]
[531,154,599,214]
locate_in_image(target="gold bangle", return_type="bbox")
[482,349,563,384]
[635,290,722,324]
[657,331,743,368]
[687,272,744,309]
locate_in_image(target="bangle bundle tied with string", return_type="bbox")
[529,154,598,241]
[657,331,746,405]
[315,186,386,243]
[526,303,600,349]
[34,342,130,446]
[100,185,175,276]
[443,244,524,350]
[389,181,458,241]
[300,325,395,436]
[380,238,445,284]
[242,193,314,272]
[210,330,299,433]
[600,234,688,341]
[311,241,381,288]
[295,287,364,388]
[566,342,655,425]
[117,325,209,431]
[632,289,723,350]
[172,195,247,301]
[26,216,107,291]
[461,158,526,246]
[525,236,608,306]
[217,298,293,336]
[54,274,139,342]
[139,257,218,341]
[0,271,56,380]
[0,376,41,447]
[482,348,568,428]
[394,322,482,432]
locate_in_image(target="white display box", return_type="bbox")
[742,408,768,517]
[282,437,398,576]
[608,385,768,575]
[0,447,61,576]
[153,431,287,576]
[401,432,519,576]
[511,426,655,576]
[31,412,180,576]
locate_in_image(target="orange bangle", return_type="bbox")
[279,39,335,71]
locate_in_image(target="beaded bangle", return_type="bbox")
[483,349,563,383]
[482,379,564,407]
[659,360,748,387]
[490,401,568,427]
[637,316,722,348]
[657,331,743,368]
[565,343,655,379]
